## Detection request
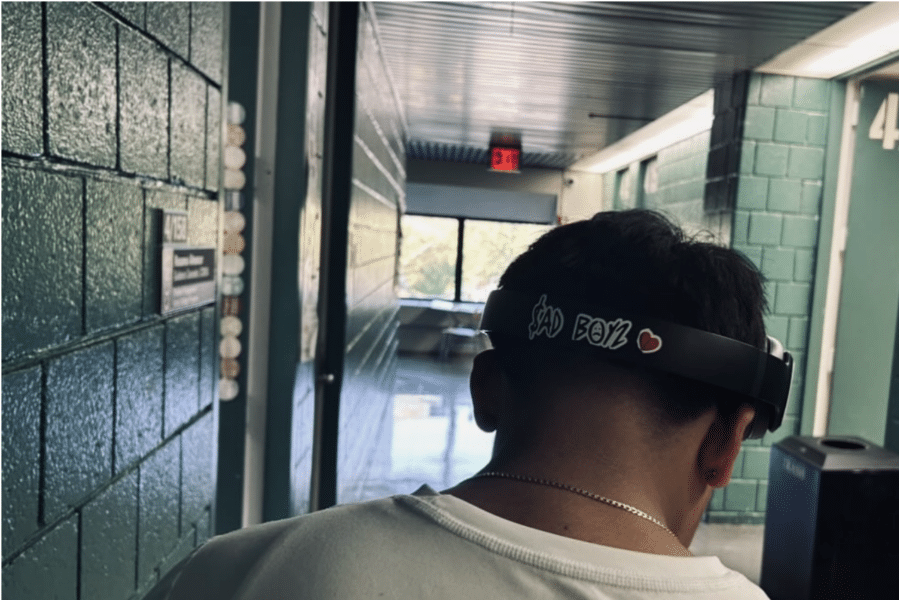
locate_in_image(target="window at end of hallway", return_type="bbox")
[399,215,552,303]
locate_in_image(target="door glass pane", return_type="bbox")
[357,354,494,500]
[461,220,553,302]
[399,215,457,299]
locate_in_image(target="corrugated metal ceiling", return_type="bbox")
[372,1,869,169]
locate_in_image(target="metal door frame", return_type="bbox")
[310,1,361,512]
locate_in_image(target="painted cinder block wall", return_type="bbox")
[605,130,732,244]
[2,3,225,598]
[708,73,833,522]
[599,73,833,522]
[337,3,407,503]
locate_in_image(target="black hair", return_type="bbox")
[488,209,768,427]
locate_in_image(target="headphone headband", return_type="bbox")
[479,289,793,438]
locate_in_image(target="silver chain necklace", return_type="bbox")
[471,471,677,538]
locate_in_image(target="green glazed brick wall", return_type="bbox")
[2,3,225,599]
[599,73,832,522]
[646,130,732,243]
[707,73,833,523]
[604,130,732,243]
[649,132,709,221]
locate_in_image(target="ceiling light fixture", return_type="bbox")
[758,2,899,79]
[801,24,899,78]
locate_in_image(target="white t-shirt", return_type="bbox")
[147,485,769,599]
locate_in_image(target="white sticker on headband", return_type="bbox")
[528,294,564,340]
[572,313,632,350]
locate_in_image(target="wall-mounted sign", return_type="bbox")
[490,145,520,172]
[161,246,217,314]
[868,91,899,151]
[162,210,189,244]
[160,210,216,315]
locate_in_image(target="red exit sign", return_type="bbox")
[490,146,520,172]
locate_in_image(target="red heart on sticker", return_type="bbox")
[638,329,662,353]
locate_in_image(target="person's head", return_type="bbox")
[471,209,767,463]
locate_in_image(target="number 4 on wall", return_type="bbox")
[869,92,899,151]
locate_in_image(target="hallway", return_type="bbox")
[3,3,898,598]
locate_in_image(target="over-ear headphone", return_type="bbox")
[479,290,794,439]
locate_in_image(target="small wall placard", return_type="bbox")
[160,210,217,314]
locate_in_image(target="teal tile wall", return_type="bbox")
[119,26,169,178]
[187,197,220,247]
[157,528,198,579]
[602,72,833,523]
[86,179,144,333]
[755,143,789,177]
[137,440,181,589]
[106,2,146,28]
[2,367,41,552]
[81,471,138,599]
[197,508,213,546]
[181,412,216,536]
[1,168,83,359]
[605,128,731,243]
[705,72,748,213]
[146,2,191,60]
[199,307,217,410]
[650,131,711,224]
[164,313,202,437]
[712,72,833,523]
[206,86,223,191]
[1,1,42,156]
[115,326,165,472]
[47,3,117,167]
[1,516,78,600]
[44,343,116,520]
[2,2,225,597]
[171,62,209,188]
[191,2,225,83]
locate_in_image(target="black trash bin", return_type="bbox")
[760,435,899,599]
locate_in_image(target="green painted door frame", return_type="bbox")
[828,79,899,444]
[800,79,847,437]
[261,2,316,523]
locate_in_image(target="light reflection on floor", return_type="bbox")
[360,353,493,500]
[367,351,764,584]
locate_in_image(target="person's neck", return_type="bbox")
[443,454,702,557]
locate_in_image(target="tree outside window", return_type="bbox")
[399,214,552,302]
[399,215,457,299]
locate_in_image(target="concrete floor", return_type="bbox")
[379,352,765,584]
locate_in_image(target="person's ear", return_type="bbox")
[697,404,756,488]
[470,349,505,432]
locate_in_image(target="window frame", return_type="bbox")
[400,212,552,303]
